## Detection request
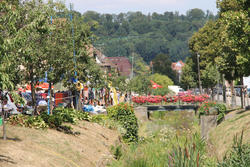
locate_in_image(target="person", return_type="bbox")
[110,91,114,105]
[2,96,13,117]
[89,88,94,105]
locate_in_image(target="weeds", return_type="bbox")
[218,130,250,167]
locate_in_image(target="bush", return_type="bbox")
[53,107,90,124]
[107,103,139,143]
[8,108,91,134]
[40,112,63,128]
[198,102,227,123]
[218,131,250,167]
[8,114,48,129]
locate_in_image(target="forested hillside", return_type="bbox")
[82,9,216,63]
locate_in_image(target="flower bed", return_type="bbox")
[132,94,209,105]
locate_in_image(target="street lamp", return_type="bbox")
[197,54,202,94]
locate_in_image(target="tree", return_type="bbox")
[152,53,178,84]
[12,0,59,113]
[129,74,151,95]
[180,58,197,90]
[149,73,174,88]
[149,73,174,95]
[216,0,250,77]
[0,0,20,140]
[130,53,149,76]
[201,63,219,97]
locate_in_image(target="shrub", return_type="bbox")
[218,131,250,167]
[198,102,227,123]
[8,114,48,129]
[107,103,138,143]
[53,107,90,124]
[8,108,91,134]
[41,112,63,128]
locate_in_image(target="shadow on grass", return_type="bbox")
[0,137,22,142]
[0,155,16,164]
[236,109,249,115]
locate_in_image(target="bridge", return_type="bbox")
[134,105,199,120]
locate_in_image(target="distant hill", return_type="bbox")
[82,9,216,63]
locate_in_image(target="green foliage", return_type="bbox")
[53,107,90,124]
[167,134,205,167]
[107,103,138,143]
[152,53,178,84]
[218,130,250,167]
[129,74,151,95]
[109,110,211,167]
[89,114,108,123]
[152,87,171,96]
[130,53,150,76]
[188,0,250,86]
[10,91,25,105]
[180,57,197,90]
[8,108,91,134]
[40,112,63,128]
[111,145,123,160]
[201,63,219,89]
[8,115,48,129]
[198,102,227,123]
[150,73,174,88]
[88,9,214,63]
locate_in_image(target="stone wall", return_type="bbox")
[200,115,218,140]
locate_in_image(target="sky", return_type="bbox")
[63,0,218,15]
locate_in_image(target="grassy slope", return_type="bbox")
[0,121,119,167]
[209,110,250,160]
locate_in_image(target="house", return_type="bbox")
[171,60,185,82]
[86,45,118,74]
[104,57,132,77]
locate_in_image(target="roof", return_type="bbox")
[104,57,132,77]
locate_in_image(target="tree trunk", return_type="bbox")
[240,77,244,108]
[31,79,37,115]
[48,82,53,114]
[222,75,226,104]
[211,88,215,101]
[230,81,235,107]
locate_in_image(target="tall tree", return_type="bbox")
[180,58,197,90]
[0,0,19,140]
[152,53,178,84]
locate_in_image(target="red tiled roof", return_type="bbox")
[104,57,132,77]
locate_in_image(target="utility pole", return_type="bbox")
[197,54,202,94]
[131,53,134,79]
